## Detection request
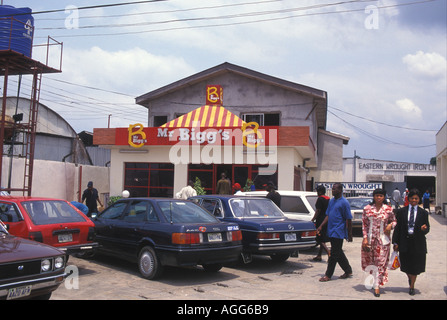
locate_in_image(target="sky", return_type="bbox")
[4,0,447,164]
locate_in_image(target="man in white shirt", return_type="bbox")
[175,180,197,199]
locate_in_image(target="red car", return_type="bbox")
[0,196,98,255]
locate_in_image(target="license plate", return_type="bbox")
[58,233,72,243]
[285,233,297,242]
[208,233,222,242]
[7,285,32,300]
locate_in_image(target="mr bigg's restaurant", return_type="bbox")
[93,86,316,198]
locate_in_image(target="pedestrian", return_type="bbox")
[216,173,231,195]
[265,181,281,207]
[311,185,331,261]
[392,187,401,209]
[317,183,353,282]
[392,189,430,295]
[361,188,397,297]
[82,181,103,217]
[422,190,430,214]
[232,183,242,194]
[403,188,409,207]
[175,180,197,199]
[70,201,89,216]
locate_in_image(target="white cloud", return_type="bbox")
[395,98,422,119]
[402,51,447,79]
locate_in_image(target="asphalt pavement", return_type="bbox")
[51,212,446,301]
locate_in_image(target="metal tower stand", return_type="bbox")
[0,38,62,196]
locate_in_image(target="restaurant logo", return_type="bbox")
[242,122,264,148]
[206,85,223,106]
[128,123,147,148]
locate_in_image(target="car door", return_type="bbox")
[0,201,27,236]
[114,200,154,259]
[200,198,224,218]
[94,201,128,253]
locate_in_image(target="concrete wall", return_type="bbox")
[1,156,109,204]
[436,122,447,216]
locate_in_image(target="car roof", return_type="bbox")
[0,196,67,202]
[239,190,318,196]
[191,195,268,200]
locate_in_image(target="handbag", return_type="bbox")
[389,251,400,270]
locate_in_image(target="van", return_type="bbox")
[237,190,318,221]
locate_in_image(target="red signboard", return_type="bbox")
[206,85,223,106]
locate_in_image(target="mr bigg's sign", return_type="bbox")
[117,122,277,149]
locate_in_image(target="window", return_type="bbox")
[22,200,87,225]
[124,162,174,197]
[123,200,157,222]
[242,113,280,126]
[153,115,168,127]
[201,199,223,217]
[280,196,310,214]
[0,202,21,222]
[100,202,127,219]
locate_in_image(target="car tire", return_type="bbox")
[202,263,223,272]
[138,246,163,280]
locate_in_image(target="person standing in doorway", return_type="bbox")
[82,181,103,217]
[392,187,401,209]
[393,189,430,295]
[317,183,353,282]
[311,185,331,262]
[216,173,231,195]
[422,190,431,214]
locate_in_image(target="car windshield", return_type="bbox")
[347,198,372,209]
[229,198,285,218]
[158,201,219,223]
[22,200,87,225]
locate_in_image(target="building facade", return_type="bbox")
[94,63,349,197]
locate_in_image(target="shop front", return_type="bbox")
[94,105,316,198]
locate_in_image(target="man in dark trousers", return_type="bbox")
[317,183,353,282]
[82,181,103,217]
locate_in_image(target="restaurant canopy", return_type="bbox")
[160,105,245,128]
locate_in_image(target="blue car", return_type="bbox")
[190,195,316,263]
[93,198,242,279]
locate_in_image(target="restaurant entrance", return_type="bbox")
[187,164,277,194]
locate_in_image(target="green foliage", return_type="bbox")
[108,196,122,206]
[194,177,206,195]
[243,179,254,191]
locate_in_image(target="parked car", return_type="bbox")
[0,220,67,300]
[0,196,98,255]
[238,190,318,221]
[93,198,243,279]
[346,197,372,229]
[190,195,316,264]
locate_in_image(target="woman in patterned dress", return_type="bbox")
[361,188,397,297]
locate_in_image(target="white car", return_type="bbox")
[237,190,318,221]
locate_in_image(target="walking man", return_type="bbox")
[317,183,353,282]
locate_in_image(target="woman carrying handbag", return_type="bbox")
[361,188,397,297]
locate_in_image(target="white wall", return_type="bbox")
[1,156,109,204]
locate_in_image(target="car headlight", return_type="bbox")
[55,256,65,269]
[41,259,52,272]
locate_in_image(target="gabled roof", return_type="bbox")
[161,105,245,128]
[136,62,327,105]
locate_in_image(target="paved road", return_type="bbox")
[52,213,446,301]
